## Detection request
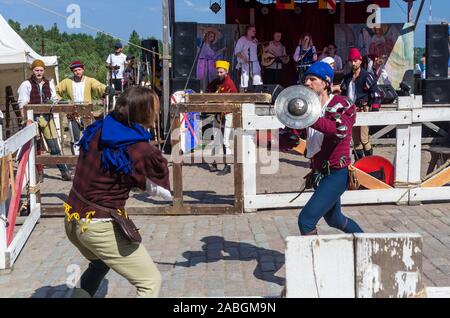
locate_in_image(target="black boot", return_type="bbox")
[217,165,231,176]
[209,162,218,172]
[364,149,373,157]
[354,150,365,162]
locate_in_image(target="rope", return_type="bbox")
[22,0,161,57]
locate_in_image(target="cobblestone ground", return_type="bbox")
[1,148,449,298]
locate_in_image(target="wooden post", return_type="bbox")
[340,0,346,24]
[285,235,355,298]
[0,200,6,270]
[162,0,171,138]
[233,104,243,214]
[395,97,412,186]
[355,233,424,298]
[27,110,38,213]
[241,104,257,212]
[171,111,183,209]
[408,96,423,185]
[250,8,255,25]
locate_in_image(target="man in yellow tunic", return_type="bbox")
[56,61,107,154]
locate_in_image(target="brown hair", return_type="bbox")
[112,86,159,128]
[298,33,314,47]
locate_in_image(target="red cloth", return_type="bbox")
[206,75,238,93]
[348,48,362,61]
[66,130,170,218]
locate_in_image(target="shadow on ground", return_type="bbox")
[173,236,285,286]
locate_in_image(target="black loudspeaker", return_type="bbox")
[170,77,201,95]
[422,78,450,104]
[247,84,284,102]
[378,84,398,104]
[426,24,449,79]
[172,22,197,78]
[141,39,160,71]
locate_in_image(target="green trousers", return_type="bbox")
[65,219,162,298]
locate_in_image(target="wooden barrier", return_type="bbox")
[285,233,426,298]
[0,111,39,271]
[242,95,450,211]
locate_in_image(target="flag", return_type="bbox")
[318,0,337,10]
[276,0,295,10]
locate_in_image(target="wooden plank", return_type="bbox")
[372,137,446,145]
[410,187,450,202]
[355,111,412,126]
[0,156,10,202]
[423,122,449,137]
[233,107,244,214]
[243,115,284,130]
[292,138,306,155]
[174,103,238,114]
[371,125,396,139]
[350,166,392,190]
[355,233,423,298]
[24,104,93,115]
[36,155,78,165]
[2,123,37,156]
[426,287,450,298]
[186,93,272,104]
[171,114,183,208]
[245,189,409,209]
[241,105,258,213]
[395,125,410,184]
[412,108,450,123]
[409,124,422,184]
[5,205,41,268]
[41,204,238,216]
[285,235,355,298]
[421,166,450,188]
[0,201,7,269]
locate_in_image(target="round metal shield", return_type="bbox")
[275,85,321,129]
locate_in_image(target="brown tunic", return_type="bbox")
[66,130,170,217]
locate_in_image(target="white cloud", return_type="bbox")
[184,0,194,7]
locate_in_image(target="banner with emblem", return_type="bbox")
[318,0,336,10]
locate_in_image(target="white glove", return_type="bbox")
[146,179,172,200]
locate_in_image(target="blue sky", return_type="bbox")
[0,0,449,47]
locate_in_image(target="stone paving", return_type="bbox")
[1,147,450,297]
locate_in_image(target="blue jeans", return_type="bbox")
[298,167,363,235]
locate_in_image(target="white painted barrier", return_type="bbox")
[0,110,40,271]
[241,96,450,212]
[285,233,428,298]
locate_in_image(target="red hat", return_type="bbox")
[69,61,84,70]
[348,48,362,61]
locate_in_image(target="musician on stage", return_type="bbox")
[340,48,383,159]
[56,61,107,155]
[123,55,138,89]
[318,43,343,72]
[17,59,71,181]
[262,31,289,85]
[206,60,238,175]
[234,25,263,91]
[293,33,317,84]
[295,61,363,235]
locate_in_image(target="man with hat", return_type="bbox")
[106,42,129,92]
[340,48,383,160]
[17,59,72,181]
[56,60,107,154]
[206,60,238,175]
[292,61,363,236]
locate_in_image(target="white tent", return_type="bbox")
[0,13,59,106]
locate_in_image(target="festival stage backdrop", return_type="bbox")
[195,23,241,92]
[335,23,414,89]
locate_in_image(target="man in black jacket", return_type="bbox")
[340,48,383,160]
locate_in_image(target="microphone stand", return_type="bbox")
[184,32,207,91]
[248,47,253,89]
